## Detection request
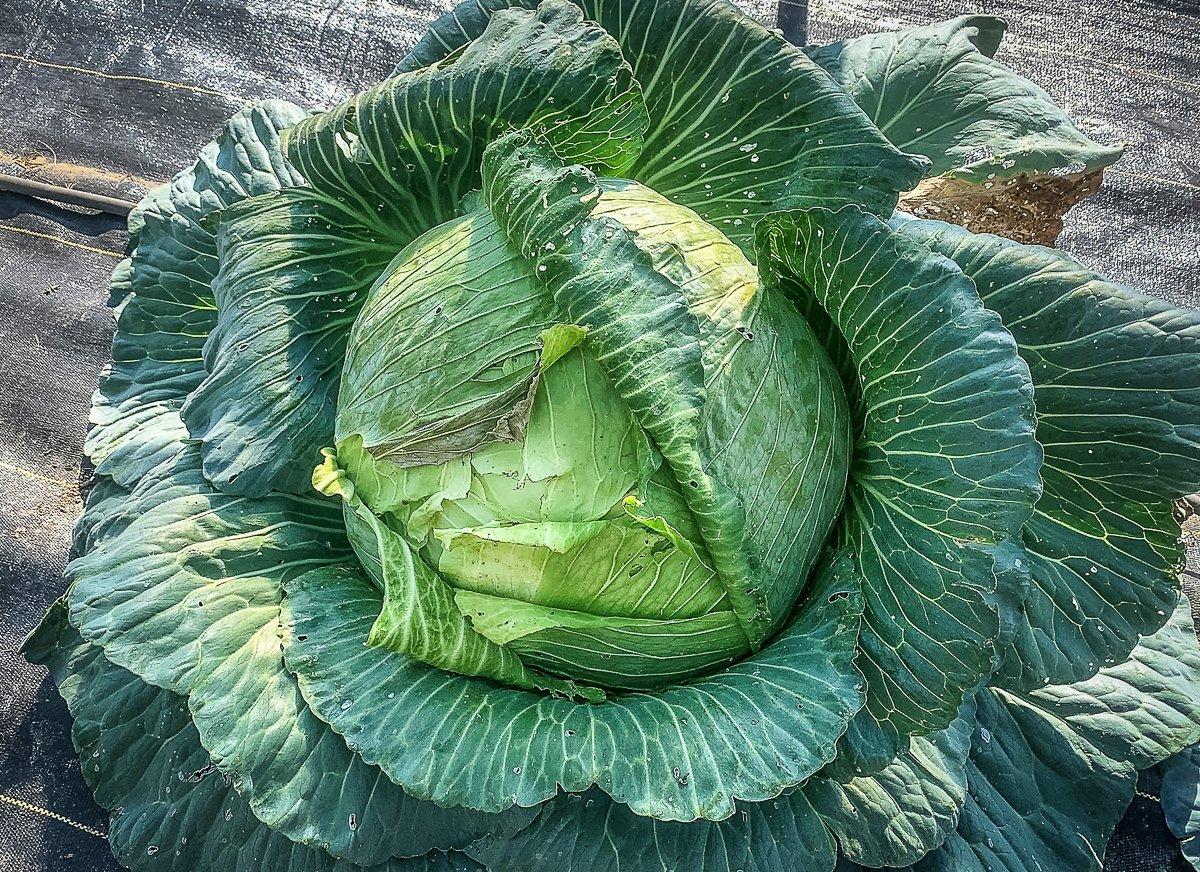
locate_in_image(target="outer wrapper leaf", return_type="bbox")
[839,594,1200,872]
[895,217,1200,690]
[23,605,482,872]
[1025,593,1200,769]
[807,16,1123,242]
[398,0,928,253]
[285,0,648,244]
[87,100,308,487]
[66,449,531,864]
[281,554,864,823]
[908,688,1134,872]
[1162,742,1200,869]
[755,206,1041,743]
[181,190,402,494]
[806,699,975,867]
[467,787,835,872]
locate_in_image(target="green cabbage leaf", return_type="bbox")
[26,2,1200,871]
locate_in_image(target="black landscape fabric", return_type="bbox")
[0,0,1197,869]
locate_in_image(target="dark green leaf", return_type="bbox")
[181,189,401,494]
[895,217,1200,689]
[281,554,863,823]
[756,206,1041,739]
[87,101,308,488]
[399,0,928,253]
[1025,593,1200,770]
[807,17,1122,244]
[71,475,131,555]
[910,688,1134,872]
[1161,742,1200,869]
[468,787,835,872]
[807,16,1122,182]
[29,606,482,872]
[806,699,974,867]
[67,448,527,863]
[283,0,648,248]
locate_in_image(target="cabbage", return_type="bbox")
[28,4,1200,871]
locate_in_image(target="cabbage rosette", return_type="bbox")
[27,3,1200,870]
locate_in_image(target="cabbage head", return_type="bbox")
[26,3,1200,871]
